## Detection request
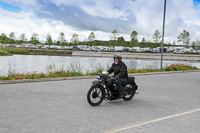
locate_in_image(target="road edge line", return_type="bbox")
[104,108,200,133]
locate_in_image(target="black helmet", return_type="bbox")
[113,55,122,62]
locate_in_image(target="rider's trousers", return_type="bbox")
[115,78,127,96]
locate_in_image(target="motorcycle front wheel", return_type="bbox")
[87,86,104,106]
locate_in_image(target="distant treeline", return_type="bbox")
[2,29,200,49]
[0,34,177,48]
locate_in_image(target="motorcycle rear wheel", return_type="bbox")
[123,84,136,101]
[87,86,104,106]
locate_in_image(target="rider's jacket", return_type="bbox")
[107,61,128,79]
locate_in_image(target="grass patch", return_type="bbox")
[128,63,198,74]
[0,47,30,55]
[0,50,12,56]
[0,47,72,55]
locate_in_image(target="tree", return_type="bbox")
[46,33,53,45]
[130,39,138,47]
[9,32,16,40]
[30,33,39,45]
[0,33,7,44]
[110,29,119,40]
[152,30,161,43]
[58,32,66,45]
[167,41,171,45]
[129,30,138,47]
[173,40,176,45]
[139,37,147,48]
[177,30,190,46]
[130,31,138,41]
[88,32,95,41]
[8,32,16,44]
[71,33,79,44]
[19,33,27,44]
[1,33,6,37]
[117,36,127,46]
[141,37,146,43]
[191,39,200,50]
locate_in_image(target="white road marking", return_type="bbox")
[105,108,200,133]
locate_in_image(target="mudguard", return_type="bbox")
[91,82,106,98]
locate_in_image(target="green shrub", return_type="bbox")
[128,69,136,74]
[164,66,172,71]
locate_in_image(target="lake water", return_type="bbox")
[0,55,200,76]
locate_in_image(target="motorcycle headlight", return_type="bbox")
[96,74,101,79]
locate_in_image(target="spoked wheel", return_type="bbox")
[87,86,104,106]
[123,84,136,101]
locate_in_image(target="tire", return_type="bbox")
[87,86,104,106]
[123,84,136,101]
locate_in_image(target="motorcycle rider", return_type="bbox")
[107,55,128,98]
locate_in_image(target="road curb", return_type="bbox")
[0,70,200,84]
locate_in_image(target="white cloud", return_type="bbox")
[0,8,113,42]
[49,0,77,6]
[0,0,200,43]
[80,1,130,20]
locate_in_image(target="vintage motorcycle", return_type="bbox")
[87,71,138,106]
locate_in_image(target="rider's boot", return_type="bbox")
[118,93,123,99]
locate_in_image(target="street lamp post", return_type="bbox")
[160,0,167,71]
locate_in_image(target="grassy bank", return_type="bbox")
[0,63,198,80]
[0,47,72,56]
[0,50,12,56]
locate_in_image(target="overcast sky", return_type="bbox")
[0,0,200,44]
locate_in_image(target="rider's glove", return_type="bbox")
[107,78,113,83]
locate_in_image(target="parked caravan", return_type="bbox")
[21,44,35,48]
[114,46,124,52]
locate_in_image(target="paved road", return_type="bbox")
[0,72,200,133]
